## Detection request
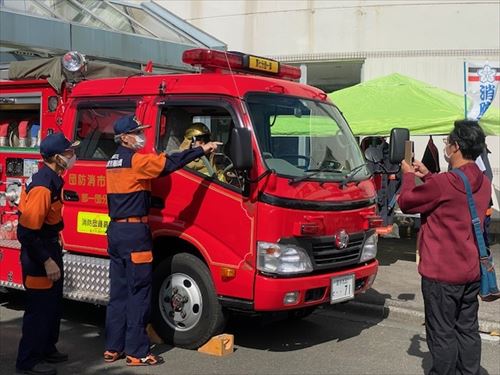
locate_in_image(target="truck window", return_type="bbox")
[158,106,242,189]
[246,93,369,182]
[74,105,135,160]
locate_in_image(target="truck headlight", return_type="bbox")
[360,233,378,262]
[257,242,313,275]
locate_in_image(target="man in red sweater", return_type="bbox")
[398,120,491,375]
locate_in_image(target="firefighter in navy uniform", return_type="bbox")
[103,115,220,366]
[16,133,79,375]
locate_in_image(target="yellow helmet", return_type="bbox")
[183,123,211,143]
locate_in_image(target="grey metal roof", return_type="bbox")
[0,0,226,73]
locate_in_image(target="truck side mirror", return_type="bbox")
[389,128,410,163]
[229,128,253,170]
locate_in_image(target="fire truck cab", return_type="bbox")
[1,50,384,349]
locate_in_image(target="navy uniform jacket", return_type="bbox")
[106,145,204,220]
[17,166,64,265]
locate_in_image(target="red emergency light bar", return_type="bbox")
[182,48,301,81]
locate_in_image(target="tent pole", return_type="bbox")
[463,61,468,118]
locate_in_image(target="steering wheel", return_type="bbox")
[213,153,240,186]
[223,163,234,174]
[200,155,217,177]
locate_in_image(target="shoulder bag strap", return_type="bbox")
[451,169,488,258]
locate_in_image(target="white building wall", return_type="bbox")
[160,1,500,54]
[157,0,500,216]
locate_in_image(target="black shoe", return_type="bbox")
[16,363,57,375]
[44,350,68,363]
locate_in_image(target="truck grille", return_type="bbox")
[280,231,368,272]
[311,233,364,269]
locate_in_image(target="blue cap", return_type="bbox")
[40,132,79,157]
[113,115,150,135]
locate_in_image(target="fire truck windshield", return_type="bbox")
[246,93,369,183]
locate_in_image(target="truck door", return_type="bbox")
[61,100,137,256]
[152,99,255,300]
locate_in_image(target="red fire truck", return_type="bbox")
[0,50,383,348]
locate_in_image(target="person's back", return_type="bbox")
[399,162,490,284]
[397,120,491,375]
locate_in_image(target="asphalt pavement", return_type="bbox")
[334,236,500,334]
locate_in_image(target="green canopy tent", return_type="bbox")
[271,116,337,136]
[328,73,500,136]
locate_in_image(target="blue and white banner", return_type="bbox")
[466,61,500,120]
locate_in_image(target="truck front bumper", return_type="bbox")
[253,259,378,311]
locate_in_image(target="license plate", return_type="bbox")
[330,274,355,304]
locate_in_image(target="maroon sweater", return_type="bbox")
[397,163,491,284]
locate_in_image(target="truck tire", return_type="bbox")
[151,253,225,349]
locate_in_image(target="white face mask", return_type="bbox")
[132,133,145,150]
[57,153,76,170]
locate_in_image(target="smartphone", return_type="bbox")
[404,140,414,164]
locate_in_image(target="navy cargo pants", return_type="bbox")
[105,221,153,358]
[16,236,63,370]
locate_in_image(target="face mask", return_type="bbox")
[132,133,145,150]
[57,154,76,170]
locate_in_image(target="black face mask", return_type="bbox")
[192,134,211,144]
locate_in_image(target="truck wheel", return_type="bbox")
[151,253,225,349]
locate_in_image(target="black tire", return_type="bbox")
[287,306,317,320]
[151,253,225,349]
